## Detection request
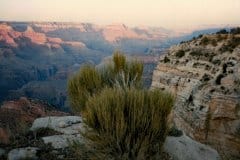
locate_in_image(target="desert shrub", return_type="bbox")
[68,65,103,112]
[220,44,234,53]
[113,51,126,73]
[200,36,209,45]
[216,29,228,34]
[175,50,185,58]
[201,74,211,82]
[189,50,214,61]
[210,39,217,46]
[168,126,183,137]
[220,36,240,53]
[68,51,143,113]
[228,36,240,49]
[216,34,226,42]
[189,51,202,57]
[163,56,170,63]
[81,87,174,159]
[230,27,240,34]
[198,34,203,38]
[68,51,174,159]
[212,59,221,65]
[222,63,228,73]
[215,74,224,85]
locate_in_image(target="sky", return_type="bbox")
[0,0,240,29]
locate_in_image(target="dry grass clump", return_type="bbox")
[68,51,174,159]
[68,51,143,113]
[81,87,174,159]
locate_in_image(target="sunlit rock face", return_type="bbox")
[0,23,86,48]
[152,32,240,157]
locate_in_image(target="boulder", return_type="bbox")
[8,147,39,160]
[30,116,83,134]
[164,135,220,160]
[30,116,84,149]
[42,134,82,149]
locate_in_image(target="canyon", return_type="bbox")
[0,23,240,159]
[0,21,222,109]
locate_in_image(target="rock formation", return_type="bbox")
[0,23,86,48]
[152,31,240,158]
[164,135,220,160]
[0,97,68,144]
[4,115,220,160]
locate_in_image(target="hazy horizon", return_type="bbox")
[1,0,240,29]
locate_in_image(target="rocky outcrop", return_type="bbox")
[0,97,69,144]
[163,135,220,160]
[102,24,149,42]
[30,116,84,149]
[152,32,240,158]
[29,116,220,159]
[8,147,39,160]
[1,114,220,159]
[0,23,86,48]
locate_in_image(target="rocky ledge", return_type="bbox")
[0,97,69,145]
[152,32,240,158]
[2,116,220,160]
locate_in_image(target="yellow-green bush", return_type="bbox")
[68,65,103,112]
[68,51,143,112]
[68,51,174,159]
[81,87,174,159]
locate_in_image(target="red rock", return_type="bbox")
[0,97,69,144]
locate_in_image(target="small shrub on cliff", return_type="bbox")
[210,39,217,46]
[68,65,103,112]
[168,126,183,137]
[201,74,211,82]
[200,36,209,45]
[215,74,224,85]
[68,51,143,113]
[216,29,228,34]
[82,87,174,159]
[230,27,240,34]
[163,56,170,63]
[189,51,202,57]
[198,34,203,38]
[220,36,240,53]
[68,51,175,159]
[212,59,221,65]
[216,34,227,42]
[175,50,185,58]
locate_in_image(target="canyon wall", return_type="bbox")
[152,32,240,158]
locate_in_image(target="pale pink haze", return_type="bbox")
[1,0,240,29]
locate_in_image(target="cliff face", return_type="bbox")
[152,32,240,157]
